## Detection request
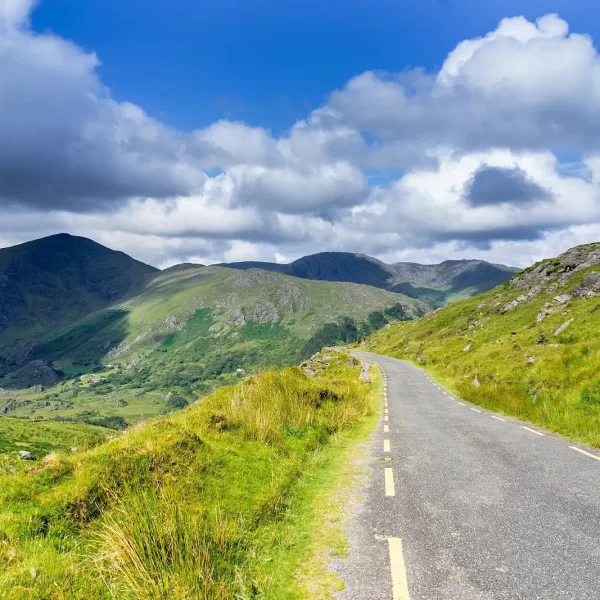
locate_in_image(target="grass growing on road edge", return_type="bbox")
[0,351,376,599]
[293,361,382,599]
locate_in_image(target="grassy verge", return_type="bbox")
[0,351,377,599]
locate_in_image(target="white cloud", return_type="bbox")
[3,5,600,270]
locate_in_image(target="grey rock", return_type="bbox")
[573,271,600,298]
[536,310,551,323]
[553,294,572,304]
[463,343,472,352]
[18,450,35,461]
[502,300,519,313]
[526,356,536,365]
[554,318,574,337]
[472,375,481,388]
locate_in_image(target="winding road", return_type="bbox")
[332,351,600,600]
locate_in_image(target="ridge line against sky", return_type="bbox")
[1,0,600,268]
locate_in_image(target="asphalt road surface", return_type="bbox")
[332,351,600,600]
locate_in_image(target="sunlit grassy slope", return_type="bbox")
[0,351,378,599]
[363,242,600,447]
[1,265,421,424]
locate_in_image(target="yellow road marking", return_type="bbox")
[384,468,395,496]
[385,415,389,422]
[569,446,600,462]
[521,426,545,436]
[388,537,411,600]
[384,439,391,452]
[384,424,389,433]
[491,416,506,422]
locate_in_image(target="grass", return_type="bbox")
[0,351,378,599]
[0,419,112,457]
[363,251,600,448]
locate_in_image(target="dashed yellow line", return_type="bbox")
[388,537,411,600]
[384,424,389,433]
[384,439,391,453]
[384,467,395,496]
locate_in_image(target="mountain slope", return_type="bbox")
[221,252,518,307]
[0,234,157,344]
[363,242,600,447]
[0,264,424,421]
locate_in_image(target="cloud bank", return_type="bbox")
[1,4,600,269]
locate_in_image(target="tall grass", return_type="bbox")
[0,352,374,599]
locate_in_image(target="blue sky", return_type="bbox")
[31,0,594,133]
[3,0,600,268]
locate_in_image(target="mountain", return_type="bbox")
[363,242,600,447]
[0,255,425,422]
[221,252,518,307]
[0,234,157,344]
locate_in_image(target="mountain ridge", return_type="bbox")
[220,251,519,306]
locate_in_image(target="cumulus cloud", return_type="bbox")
[4,4,600,269]
[317,14,600,155]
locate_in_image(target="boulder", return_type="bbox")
[18,450,35,461]
[553,294,572,304]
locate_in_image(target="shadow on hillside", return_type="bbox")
[33,308,130,370]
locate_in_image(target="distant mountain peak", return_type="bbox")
[220,251,518,307]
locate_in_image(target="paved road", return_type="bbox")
[332,351,600,600]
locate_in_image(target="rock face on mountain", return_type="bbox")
[0,234,157,342]
[222,252,518,307]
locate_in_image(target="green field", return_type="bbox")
[363,243,600,447]
[0,351,378,599]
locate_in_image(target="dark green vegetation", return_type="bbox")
[0,234,157,344]
[364,242,600,447]
[0,352,377,599]
[0,237,423,428]
[222,251,518,307]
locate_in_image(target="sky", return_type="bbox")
[2,0,600,268]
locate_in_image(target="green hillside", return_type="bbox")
[222,252,518,307]
[363,242,600,447]
[0,263,423,425]
[0,352,379,599]
[0,234,157,346]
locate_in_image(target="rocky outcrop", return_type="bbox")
[573,272,600,299]
[243,300,279,324]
